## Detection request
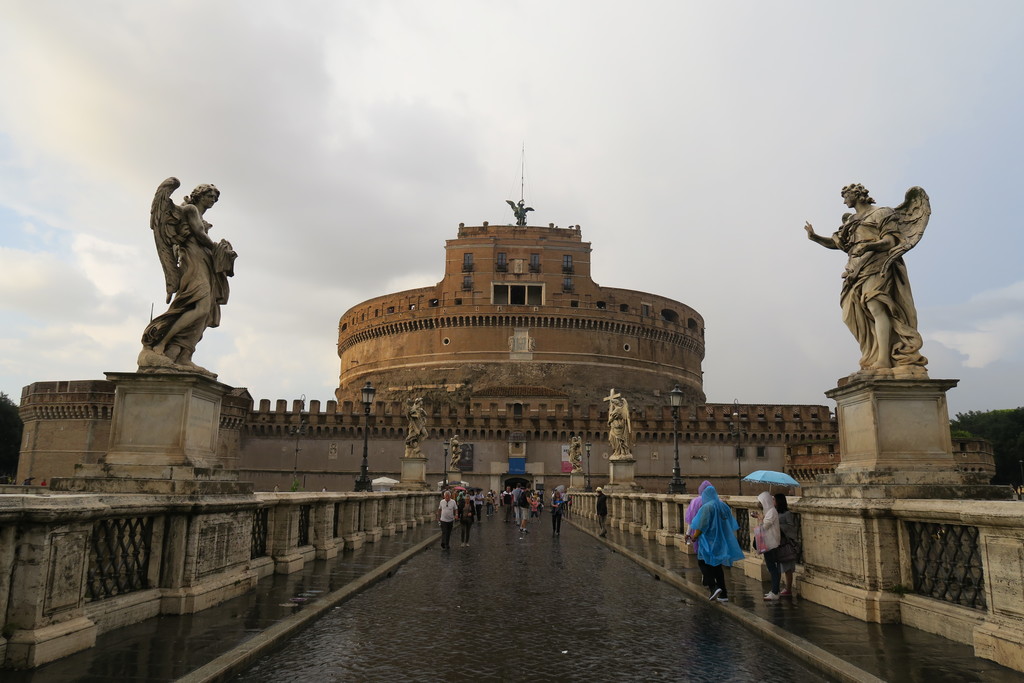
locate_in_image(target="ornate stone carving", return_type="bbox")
[569,435,583,472]
[805,184,930,379]
[139,177,237,378]
[449,434,462,471]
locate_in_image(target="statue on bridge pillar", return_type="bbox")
[404,397,428,458]
[604,389,632,459]
[569,435,583,473]
[804,184,930,379]
[449,434,463,471]
[139,177,237,378]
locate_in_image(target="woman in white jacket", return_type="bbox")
[754,491,782,600]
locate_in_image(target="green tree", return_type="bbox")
[0,392,23,478]
[951,407,1024,486]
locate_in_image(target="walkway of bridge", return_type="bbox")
[6,511,1022,682]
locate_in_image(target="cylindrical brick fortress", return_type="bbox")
[337,223,705,407]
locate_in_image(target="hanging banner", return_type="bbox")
[560,443,572,473]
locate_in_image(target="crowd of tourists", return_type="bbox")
[435,483,572,549]
[436,480,801,603]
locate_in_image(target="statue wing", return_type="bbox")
[506,200,517,210]
[150,177,183,303]
[524,206,534,213]
[883,186,931,274]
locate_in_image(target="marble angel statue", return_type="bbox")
[804,184,929,378]
[139,177,237,377]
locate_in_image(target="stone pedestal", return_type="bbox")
[446,470,463,487]
[52,372,252,495]
[604,457,643,492]
[805,377,1011,500]
[569,471,587,491]
[394,456,429,491]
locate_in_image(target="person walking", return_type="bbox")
[685,485,745,602]
[485,490,496,517]
[473,490,484,521]
[550,490,564,536]
[437,489,457,550]
[529,492,541,519]
[457,491,476,547]
[754,491,783,600]
[517,485,531,534]
[596,487,608,537]
[775,493,799,597]
[502,486,514,523]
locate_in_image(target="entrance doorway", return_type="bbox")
[504,476,530,490]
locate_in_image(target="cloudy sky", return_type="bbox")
[1,1,1021,418]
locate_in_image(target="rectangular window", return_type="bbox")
[494,283,543,305]
[527,286,542,305]
[462,276,473,291]
[462,253,474,272]
[562,277,574,292]
[641,304,651,316]
[529,253,541,272]
[493,284,509,304]
[562,254,573,273]
[757,446,766,458]
[510,285,526,305]
[496,252,508,271]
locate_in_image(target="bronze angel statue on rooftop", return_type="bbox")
[804,184,929,378]
[138,177,237,378]
[506,199,533,226]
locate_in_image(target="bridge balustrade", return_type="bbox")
[0,490,436,670]
[569,490,1024,674]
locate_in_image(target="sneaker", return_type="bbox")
[780,589,792,597]
[764,592,780,601]
[709,588,723,601]
[716,597,729,603]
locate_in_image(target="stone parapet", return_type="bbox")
[0,490,436,671]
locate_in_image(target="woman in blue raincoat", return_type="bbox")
[685,485,745,602]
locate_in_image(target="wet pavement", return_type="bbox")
[237,514,828,682]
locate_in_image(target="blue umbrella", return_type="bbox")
[742,470,801,487]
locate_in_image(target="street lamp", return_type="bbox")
[354,381,375,492]
[729,399,745,496]
[290,394,306,491]
[584,441,593,492]
[667,384,686,494]
[442,440,450,490]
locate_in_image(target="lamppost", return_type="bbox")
[584,441,593,492]
[290,394,306,491]
[667,384,686,494]
[442,440,450,490]
[729,399,745,496]
[354,381,375,492]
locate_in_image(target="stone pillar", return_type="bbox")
[312,500,339,560]
[364,495,383,542]
[569,472,586,491]
[343,498,365,550]
[270,501,304,574]
[396,457,429,491]
[2,510,99,668]
[606,457,643,492]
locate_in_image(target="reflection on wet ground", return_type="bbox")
[238,516,827,682]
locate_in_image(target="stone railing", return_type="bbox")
[569,491,1024,674]
[0,490,436,670]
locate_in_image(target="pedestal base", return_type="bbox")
[394,457,430,491]
[804,470,1012,500]
[605,458,643,492]
[568,471,587,491]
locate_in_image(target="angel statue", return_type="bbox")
[569,435,583,472]
[506,199,534,226]
[449,434,462,471]
[804,184,929,378]
[404,397,428,457]
[138,178,237,377]
[604,388,633,459]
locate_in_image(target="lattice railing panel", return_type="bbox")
[251,507,269,559]
[86,516,153,601]
[907,521,986,610]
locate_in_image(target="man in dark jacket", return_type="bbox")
[596,487,608,537]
